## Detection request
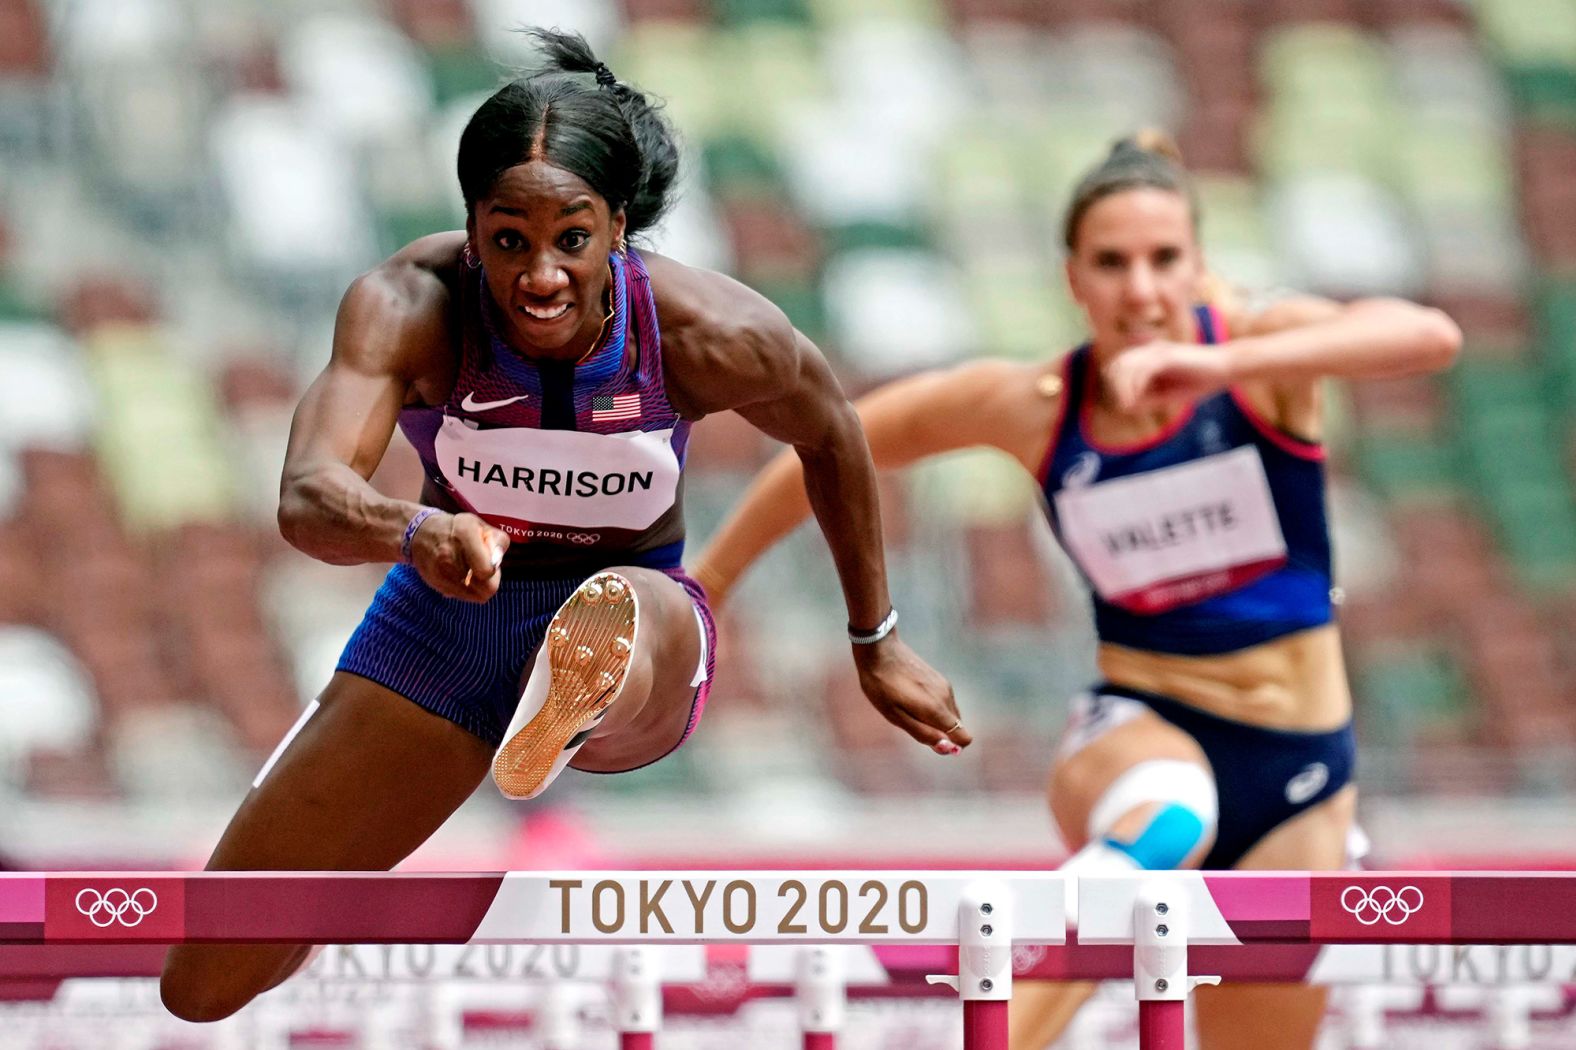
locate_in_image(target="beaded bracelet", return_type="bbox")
[400,507,441,563]
[848,607,898,645]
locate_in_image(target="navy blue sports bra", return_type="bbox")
[1037,306,1334,656]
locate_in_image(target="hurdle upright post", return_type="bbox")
[959,880,1012,1050]
[1134,880,1217,1050]
[1486,986,1534,1050]
[797,946,845,1050]
[611,946,660,1050]
[538,977,583,1050]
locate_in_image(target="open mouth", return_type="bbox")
[1120,320,1168,341]
[518,302,572,322]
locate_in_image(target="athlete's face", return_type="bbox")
[468,161,626,358]
[1064,188,1203,356]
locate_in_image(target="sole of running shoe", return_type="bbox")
[491,571,639,800]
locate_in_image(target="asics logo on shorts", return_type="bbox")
[1340,885,1423,926]
[1284,762,1329,804]
[75,887,158,928]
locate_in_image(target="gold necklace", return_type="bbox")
[572,263,617,366]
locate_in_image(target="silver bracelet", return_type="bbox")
[848,608,898,645]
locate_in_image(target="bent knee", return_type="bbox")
[1105,800,1214,869]
[160,970,245,1024]
[1084,759,1218,867]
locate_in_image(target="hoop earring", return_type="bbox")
[614,233,627,255]
[462,243,481,269]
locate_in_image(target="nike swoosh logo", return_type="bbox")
[460,392,531,412]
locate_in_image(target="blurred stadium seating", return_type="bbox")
[0,0,1573,859]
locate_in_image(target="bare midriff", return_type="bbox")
[1096,623,1351,732]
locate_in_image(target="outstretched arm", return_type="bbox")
[1105,296,1461,439]
[1226,296,1461,382]
[278,243,508,601]
[658,266,1050,754]
[692,358,1052,606]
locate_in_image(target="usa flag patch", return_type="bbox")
[591,392,641,422]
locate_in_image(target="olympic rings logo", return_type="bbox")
[1340,885,1423,926]
[692,961,748,1003]
[75,887,158,928]
[565,533,600,545]
[1012,944,1047,972]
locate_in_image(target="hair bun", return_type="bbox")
[1063,127,1195,249]
[1118,128,1185,166]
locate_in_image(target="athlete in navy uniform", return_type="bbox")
[694,131,1460,1050]
[160,31,965,1023]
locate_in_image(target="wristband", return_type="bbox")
[400,507,441,563]
[848,607,898,645]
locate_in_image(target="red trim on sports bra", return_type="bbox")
[1071,305,1230,457]
[1203,303,1229,343]
[1078,352,1198,455]
[1228,387,1326,461]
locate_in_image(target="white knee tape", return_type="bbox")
[1061,760,1218,922]
[1346,822,1371,869]
[1085,759,1218,842]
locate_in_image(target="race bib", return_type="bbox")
[435,417,680,531]
[1053,446,1287,614]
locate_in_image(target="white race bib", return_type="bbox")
[1053,446,1287,614]
[435,417,680,531]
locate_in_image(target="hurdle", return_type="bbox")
[1077,870,1576,1049]
[0,870,1065,1050]
[6,870,1576,1049]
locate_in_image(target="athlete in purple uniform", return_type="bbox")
[694,132,1460,1050]
[160,30,965,1023]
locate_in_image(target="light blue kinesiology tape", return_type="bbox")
[1104,802,1206,870]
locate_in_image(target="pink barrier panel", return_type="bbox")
[1207,873,1576,943]
[876,938,1325,983]
[1077,873,1576,946]
[0,945,166,979]
[2,873,508,945]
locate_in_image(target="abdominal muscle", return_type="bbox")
[1096,623,1352,732]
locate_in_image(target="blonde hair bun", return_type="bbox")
[1064,127,1195,249]
[1124,128,1185,167]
